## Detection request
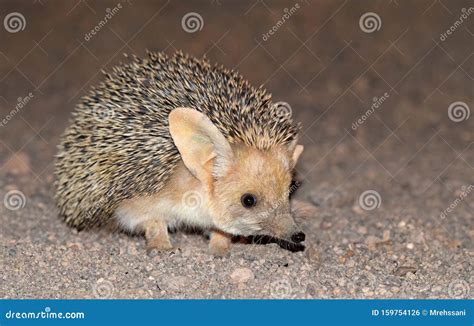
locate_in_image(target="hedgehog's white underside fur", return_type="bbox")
[54,51,299,230]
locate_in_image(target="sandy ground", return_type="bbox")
[0,0,473,299]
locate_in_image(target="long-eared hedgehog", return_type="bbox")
[55,51,305,255]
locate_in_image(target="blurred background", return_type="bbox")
[0,0,472,299]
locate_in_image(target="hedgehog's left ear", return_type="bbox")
[169,107,233,183]
[288,138,304,169]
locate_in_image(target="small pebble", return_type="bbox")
[230,267,254,283]
[393,266,417,277]
[352,205,364,215]
[305,245,320,263]
[365,235,381,245]
[405,272,416,280]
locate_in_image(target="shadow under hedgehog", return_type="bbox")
[54,51,305,255]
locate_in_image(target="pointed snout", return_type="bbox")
[269,213,305,243]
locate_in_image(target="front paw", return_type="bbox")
[146,239,173,256]
[209,242,231,256]
[209,231,232,256]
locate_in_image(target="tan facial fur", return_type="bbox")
[115,107,304,254]
[209,144,299,239]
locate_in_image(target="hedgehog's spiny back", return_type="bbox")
[55,51,299,229]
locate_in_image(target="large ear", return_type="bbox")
[288,138,304,169]
[168,108,233,183]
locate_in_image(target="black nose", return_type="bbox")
[291,232,305,243]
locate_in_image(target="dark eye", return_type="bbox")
[241,193,257,208]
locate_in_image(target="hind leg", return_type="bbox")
[144,219,173,253]
[115,197,173,253]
